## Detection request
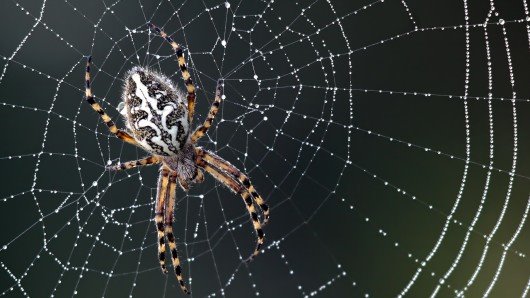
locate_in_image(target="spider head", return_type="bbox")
[162,143,200,191]
[121,66,190,156]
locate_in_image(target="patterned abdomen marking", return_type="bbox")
[123,67,189,156]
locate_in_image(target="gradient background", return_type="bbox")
[1,0,530,297]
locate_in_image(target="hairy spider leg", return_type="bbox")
[84,56,138,146]
[199,149,270,225]
[196,155,265,261]
[165,173,190,294]
[148,23,196,125]
[155,167,170,274]
[106,155,161,171]
[191,80,223,143]
[194,168,205,183]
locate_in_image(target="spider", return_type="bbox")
[83,23,269,295]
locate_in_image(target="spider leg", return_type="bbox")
[190,80,223,143]
[197,148,270,225]
[148,23,196,124]
[194,168,204,183]
[195,155,265,261]
[165,172,191,294]
[84,56,138,146]
[106,155,161,171]
[155,167,170,274]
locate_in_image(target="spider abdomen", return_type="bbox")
[122,67,189,156]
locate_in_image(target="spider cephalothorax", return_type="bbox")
[82,23,270,295]
[164,143,202,191]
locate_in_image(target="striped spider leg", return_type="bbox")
[155,167,171,274]
[190,80,223,143]
[165,170,190,294]
[195,147,269,261]
[197,149,270,225]
[105,155,161,171]
[148,23,197,125]
[84,56,139,146]
[189,81,271,227]
[110,163,190,294]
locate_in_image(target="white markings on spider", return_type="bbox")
[126,69,189,156]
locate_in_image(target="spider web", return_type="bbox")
[1,0,530,297]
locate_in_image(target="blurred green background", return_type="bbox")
[1,0,529,297]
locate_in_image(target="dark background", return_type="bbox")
[1,0,530,297]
